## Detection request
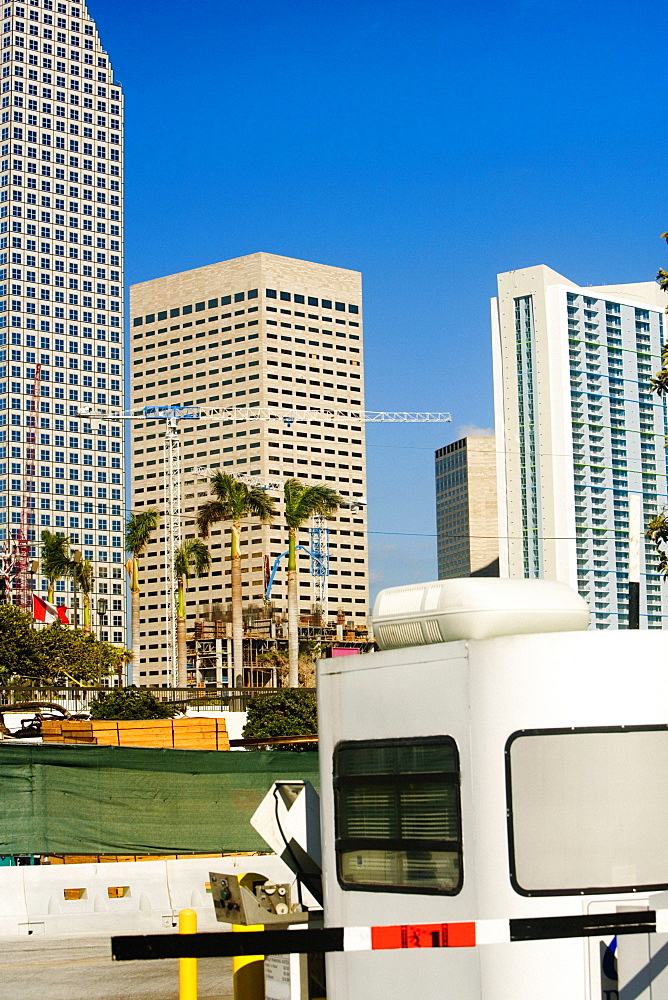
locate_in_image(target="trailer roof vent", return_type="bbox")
[372,578,590,649]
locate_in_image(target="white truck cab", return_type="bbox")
[317,579,668,1000]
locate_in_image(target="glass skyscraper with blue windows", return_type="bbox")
[493,265,668,629]
[0,0,125,644]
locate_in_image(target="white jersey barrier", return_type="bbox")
[0,854,293,938]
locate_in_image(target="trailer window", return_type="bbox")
[507,726,668,896]
[334,737,462,895]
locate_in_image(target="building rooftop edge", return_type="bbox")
[130,251,362,292]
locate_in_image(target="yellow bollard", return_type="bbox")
[232,923,265,1000]
[179,908,198,1000]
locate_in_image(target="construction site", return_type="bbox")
[187,604,374,688]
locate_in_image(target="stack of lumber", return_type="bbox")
[40,716,230,750]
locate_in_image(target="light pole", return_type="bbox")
[72,549,82,629]
[29,559,38,611]
[96,596,108,635]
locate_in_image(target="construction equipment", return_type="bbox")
[0,364,42,612]
[78,404,452,685]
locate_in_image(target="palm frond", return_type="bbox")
[283,478,342,529]
[125,509,159,556]
[197,500,228,538]
[174,538,211,580]
[197,474,276,535]
[40,530,72,583]
[71,558,94,595]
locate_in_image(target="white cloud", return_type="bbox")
[455,423,494,439]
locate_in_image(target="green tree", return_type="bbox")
[197,473,276,681]
[40,530,72,602]
[0,604,42,681]
[283,479,341,687]
[0,606,125,686]
[32,624,124,686]
[242,689,317,750]
[70,557,94,634]
[89,685,179,720]
[174,538,211,687]
[125,509,160,677]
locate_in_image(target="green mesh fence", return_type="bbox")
[0,743,320,855]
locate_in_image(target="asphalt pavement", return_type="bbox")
[0,934,234,1000]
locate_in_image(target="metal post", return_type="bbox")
[164,416,182,687]
[628,493,641,629]
[179,908,198,1000]
[232,923,265,1000]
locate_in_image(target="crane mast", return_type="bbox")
[4,363,42,612]
[163,414,183,687]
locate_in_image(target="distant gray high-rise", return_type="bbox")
[492,265,668,629]
[0,1,125,641]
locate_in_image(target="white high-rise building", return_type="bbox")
[492,265,668,629]
[0,1,125,641]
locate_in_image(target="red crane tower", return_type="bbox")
[10,363,42,611]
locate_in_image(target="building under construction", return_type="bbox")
[186,606,373,688]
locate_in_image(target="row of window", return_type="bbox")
[7,4,94,23]
[133,290,360,328]
[3,70,117,105]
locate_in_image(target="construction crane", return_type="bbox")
[0,364,42,611]
[78,404,452,685]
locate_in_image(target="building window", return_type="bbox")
[334,736,462,895]
[506,726,668,895]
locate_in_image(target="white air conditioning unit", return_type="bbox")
[372,578,590,649]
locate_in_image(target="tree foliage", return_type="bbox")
[648,232,668,570]
[89,685,179,720]
[242,689,318,751]
[40,530,72,602]
[646,513,668,578]
[0,605,124,685]
[197,472,276,538]
[125,509,160,560]
[0,604,42,679]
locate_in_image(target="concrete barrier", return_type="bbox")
[0,854,294,938]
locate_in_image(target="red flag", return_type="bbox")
[33,595,70,625]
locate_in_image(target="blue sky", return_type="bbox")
[94,0,667,598]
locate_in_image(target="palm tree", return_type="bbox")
[125,509,159,676]
[197,473,276,680]
[71,557,94,634]
[174,538,211,687]
[40,530,71,602]
[283,479,341,687]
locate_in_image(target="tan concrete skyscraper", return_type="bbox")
[129,252,368,687]
[435,436,499,579]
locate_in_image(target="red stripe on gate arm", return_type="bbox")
[447,922,476,948]
[371,926,403,950]
[370,922,476,950]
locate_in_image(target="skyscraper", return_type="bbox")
[492,265,668,628]
[129,252,368,686]
[0,1,125,641]
[435,435,499,579]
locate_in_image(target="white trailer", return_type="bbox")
[317,578,668,1000]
